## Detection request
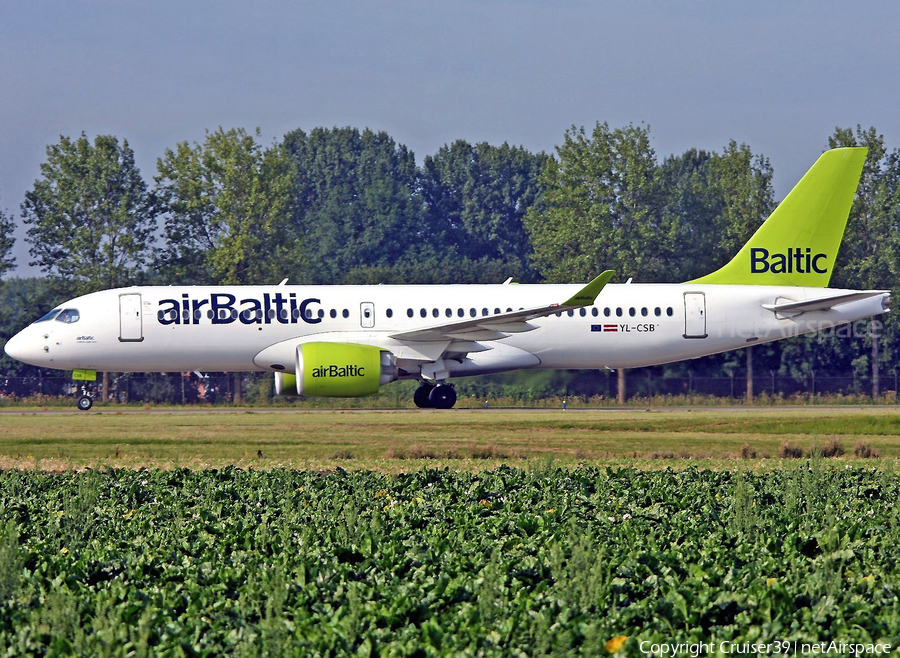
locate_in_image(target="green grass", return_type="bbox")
[0,407,897,471]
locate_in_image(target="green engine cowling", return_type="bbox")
[274,342,397,397]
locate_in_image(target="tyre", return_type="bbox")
[428,384,457,409]
[77,395,93,411]
[414,383,435,408]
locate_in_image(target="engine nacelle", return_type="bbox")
[274,342,397,397]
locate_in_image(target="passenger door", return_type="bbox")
[683,292,707,339]
[119,293,143,342]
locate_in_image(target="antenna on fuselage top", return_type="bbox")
[278,278,289,286]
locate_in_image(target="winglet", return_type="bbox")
[561,270,615,307]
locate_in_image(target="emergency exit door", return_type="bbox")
[683,292,707,339]
[119,293,143,342]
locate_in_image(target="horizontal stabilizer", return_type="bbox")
[762,291,889,314]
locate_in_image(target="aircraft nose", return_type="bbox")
[4,330,39,365]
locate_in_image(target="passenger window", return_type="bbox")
[641,308,648,317]
[458,309,464,317]
[667,307,674,317]
[604,308,610,317]
[567,310,574,317]
[343,309,350,319]
[654,307,661,317]
[386,309,393,318]
[482,308,488,316]
[446,309,452,317]
[629,308,636,317]
[329,309,337,319]
[420,309,427,318]
[494,308,501,314]
[432,309,439,318]
[55,309,80,324]
[592,308,598,317]
[579,308,586,317]
[616,308,623,317]
[407,308,413,318]
[469,308,477,317]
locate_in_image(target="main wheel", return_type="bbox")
[77,395,93,411]
[413,383,435,408]
[428,384,457,409]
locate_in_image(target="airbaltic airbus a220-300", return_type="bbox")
[4,147,891,409]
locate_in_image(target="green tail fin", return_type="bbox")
[690,147,867,287]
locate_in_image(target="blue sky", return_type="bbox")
[2,0,898,276]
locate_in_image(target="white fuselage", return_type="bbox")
[5,283,889,378]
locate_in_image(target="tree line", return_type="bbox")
[0,123,897,396]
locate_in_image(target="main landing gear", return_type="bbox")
[414,382,457,409]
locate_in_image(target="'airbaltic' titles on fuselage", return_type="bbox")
[157,293,322,326]
[750,248,827,275]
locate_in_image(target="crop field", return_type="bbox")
[1,464,900,655]
[1,408,899,655]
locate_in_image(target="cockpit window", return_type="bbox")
[34,309,62,323]
[55,309,80,324]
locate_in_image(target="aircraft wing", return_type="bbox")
[389,271,614,343]
[762,290,889,314]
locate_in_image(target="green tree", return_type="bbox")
[827,126,900,395]
[654,143,774,282]
[155,127,298,285]
[706,141,775,267]
[283,127,423,284]
[21,134,156,296]
[524,122,662,283]
[421,141,549,281]
[0,196,14,279]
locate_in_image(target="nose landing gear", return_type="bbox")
[76,385,94,411]
[413,382,457,409]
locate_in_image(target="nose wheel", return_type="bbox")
[76,384,94,411]
[414,382,456,409]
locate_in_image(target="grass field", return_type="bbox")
[0,406,897,471]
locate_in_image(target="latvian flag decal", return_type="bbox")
[591,324,618,333]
